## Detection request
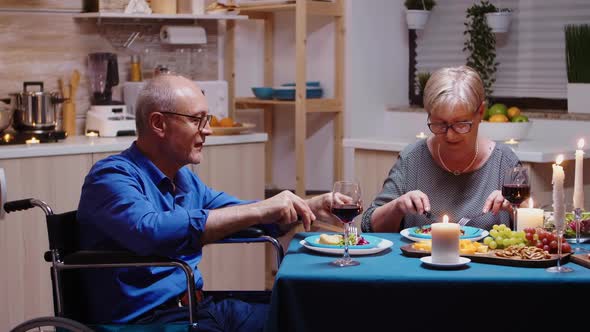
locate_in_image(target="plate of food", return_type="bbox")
[300,233,393,256]
[400,225,488,242]
[210,122,256,135]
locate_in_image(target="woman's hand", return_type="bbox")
[390,190,431,216]
[483,190,512,215]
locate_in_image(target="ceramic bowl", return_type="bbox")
[478,121,532,141]
[251,87,275,100]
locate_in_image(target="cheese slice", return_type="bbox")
[318,234,343,245]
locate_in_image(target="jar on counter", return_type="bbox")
[130,55,143,82]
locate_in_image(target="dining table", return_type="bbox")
[264,232,590,332]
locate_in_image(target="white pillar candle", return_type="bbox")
[573,138,585,209]
[517,198,544,231]
[552,155,566,230]
[431,215,460,264]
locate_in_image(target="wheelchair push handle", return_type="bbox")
[4,198,53,216]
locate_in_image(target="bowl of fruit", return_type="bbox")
[478,104,532,141]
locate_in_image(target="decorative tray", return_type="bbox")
[570,253,590,269]
[400,244,570,268]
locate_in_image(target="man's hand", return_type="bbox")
[257,190,316,231]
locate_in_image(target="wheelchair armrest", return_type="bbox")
[224,226,265,239]
[60,250,177,265]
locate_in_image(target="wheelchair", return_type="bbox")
[5,198,285,332]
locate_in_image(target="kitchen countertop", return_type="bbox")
[344,112,589,163]
[0,133,268,159]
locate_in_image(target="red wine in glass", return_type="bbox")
[331,204,361,223]
[502,184,531,205]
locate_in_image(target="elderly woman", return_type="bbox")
[361,66,520,232]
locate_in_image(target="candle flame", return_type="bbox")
[556,154,564,165]
[529,197,534,208]
[443,215,449,223]
[578,138,585,149]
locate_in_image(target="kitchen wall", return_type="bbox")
[0,0,218,135]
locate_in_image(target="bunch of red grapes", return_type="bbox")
[523,227,571,254]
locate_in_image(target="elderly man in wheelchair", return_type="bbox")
[8,75,334,332]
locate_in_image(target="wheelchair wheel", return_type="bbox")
[10,316,94,332]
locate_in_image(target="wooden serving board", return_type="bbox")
[400,244,570,268]
[570,253,590,269]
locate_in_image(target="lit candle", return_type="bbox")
[504,138,519,146]
[574,138,585,209]
[416,132,428,140]
[431,215,460,264]
[25,137,40,145]
[516,197,544,231]
[552,154,565,230]
[85,131,99,137]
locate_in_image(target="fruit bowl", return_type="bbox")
[478,121,532,141]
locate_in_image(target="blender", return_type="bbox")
[85,52,136,137]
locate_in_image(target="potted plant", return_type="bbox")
[415,72,431,107]
[565,24,590,114]
[404,0,436,30]
[485,6,512,33]
[464,0,499,98]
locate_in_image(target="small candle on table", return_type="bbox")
[574,138,585,210]
[516,197,544,231]
[431,215,460,264]
[505,138,519,146]
[552,154,565,230]
[25,137,40,145]
[416,132,428,140]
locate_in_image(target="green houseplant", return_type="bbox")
[464,0,498,98]
[404,0,437,30]
[565,24,590,114]
[415,72,431,107]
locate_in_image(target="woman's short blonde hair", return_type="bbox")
[423,65,485,116]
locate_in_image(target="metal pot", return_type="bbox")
[10,81,64,133]
[0,100,13,132]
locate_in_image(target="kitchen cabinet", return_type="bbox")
[227,0,345,198]
[0,140,267,331]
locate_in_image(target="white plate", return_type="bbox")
[400,228,489,242]
[420,256,471,268]
[300,238,393,256]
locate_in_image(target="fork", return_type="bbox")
[348,225,359,245]
[457,212,487,226]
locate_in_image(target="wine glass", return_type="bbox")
[502,166,531,231]
[331,180,362,267]
[572,207,589,253]
[546,208,574,273]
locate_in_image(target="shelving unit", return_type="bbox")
[226,0,345,197]
[73,12,248,22]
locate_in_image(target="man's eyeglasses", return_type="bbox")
[427,121,474,134]
[160,112,212,131]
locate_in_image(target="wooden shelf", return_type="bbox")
[73,12,248,21]
[235,97,341,113]
[226,0,345,197]
[238,1,342,16]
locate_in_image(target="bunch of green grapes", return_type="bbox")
[482,224,527,249]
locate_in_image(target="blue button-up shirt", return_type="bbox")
[77,142,246,323]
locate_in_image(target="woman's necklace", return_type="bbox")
[437,141,479,176]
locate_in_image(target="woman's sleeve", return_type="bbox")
[361,154,407,232]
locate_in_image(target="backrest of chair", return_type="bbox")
[46,211,79,255]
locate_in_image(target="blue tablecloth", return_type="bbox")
[265,232,590,332]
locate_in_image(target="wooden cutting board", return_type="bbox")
[400,244,570,268]
[570,253,590,269]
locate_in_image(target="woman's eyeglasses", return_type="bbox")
[427,121,473,134]
[160,112,212,131]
